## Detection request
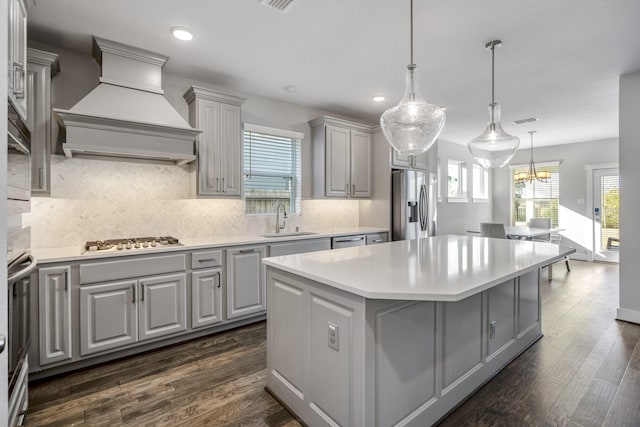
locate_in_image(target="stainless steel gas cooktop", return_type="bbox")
[84,236,182,253]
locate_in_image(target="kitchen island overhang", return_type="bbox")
[263,235,575,426]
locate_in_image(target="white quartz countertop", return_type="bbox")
[262,234,576,301]
[32,227,387,263]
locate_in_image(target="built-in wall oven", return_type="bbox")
[6,101,34,427]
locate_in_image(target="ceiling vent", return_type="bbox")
[260,0,295,13]
[513,117,539,125]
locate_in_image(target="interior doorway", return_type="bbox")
[593,168,619,263]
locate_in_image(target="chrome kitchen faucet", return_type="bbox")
[275,203,288,233]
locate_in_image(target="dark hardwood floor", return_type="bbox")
[25,261,640,426]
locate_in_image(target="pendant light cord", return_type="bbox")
[491,43,495,106]
[410,0,414,66]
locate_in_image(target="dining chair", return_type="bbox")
[529,217,570,276]
[480,223,507,239]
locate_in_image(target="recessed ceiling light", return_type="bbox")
[171,27,194,41]
[373,96,385,102]
[513,117,539,125]
[283,85,298,93]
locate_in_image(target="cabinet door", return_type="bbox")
[139,273,187,341]
[192,268,223,329]
[79,280,137,356]
[325,125,350,197]
[350,130,372,198]
[219,103,242,196]
[196,100,222,195]
[227,246,266,319]
[28,50,58,195]
[8,0,27,120]
[38,265,72,365]
[391,149,429,170]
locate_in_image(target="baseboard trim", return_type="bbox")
[616,308,640,325]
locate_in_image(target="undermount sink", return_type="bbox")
[261,231,318,238]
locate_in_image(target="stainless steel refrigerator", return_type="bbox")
[392,169,437,240]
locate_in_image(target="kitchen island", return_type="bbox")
[263,234,575,426]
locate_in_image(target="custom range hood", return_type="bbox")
[54,37,200,165]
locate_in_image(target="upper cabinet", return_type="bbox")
[27,49,60,196]
[184,86,245,198]
[310,116,374,199]
[391,148,431,171]
[8,0,28,120]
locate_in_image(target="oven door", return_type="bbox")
[7,105,31,202]
[7,253,36,397]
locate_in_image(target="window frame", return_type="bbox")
[472,164,489,203]
[509,161,560,227]
[242,123,304,216]
[447,159,468,203]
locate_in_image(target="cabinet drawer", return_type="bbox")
[366,233,388,245]
[80,254,186,284]
[192,250,223,269]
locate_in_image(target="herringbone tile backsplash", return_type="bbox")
[29,156,360,248]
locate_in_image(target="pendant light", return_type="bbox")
[514,131,551,183]
[380,0,446,157]
[468,40,520,168]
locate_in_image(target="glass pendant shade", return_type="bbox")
[380,65,446,156]
[468,103,520,168]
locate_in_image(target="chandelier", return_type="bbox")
[468,40,520,168]
[380,0,446,157]
[514,131,551,183]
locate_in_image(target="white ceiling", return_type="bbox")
[28,0,640,147]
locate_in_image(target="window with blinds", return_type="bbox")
[511,163,559,227]
[243,125,302,215]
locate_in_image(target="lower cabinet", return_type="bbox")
[38,265,72,365]
[80,280,137,355]
[191,268,223,329]
[80,273,187,356]
[226,245,266,319]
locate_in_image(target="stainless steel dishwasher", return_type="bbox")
[331,235,366,249]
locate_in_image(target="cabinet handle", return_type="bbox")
[141,284,145,302]
[222,177,226,193]
[216,177,220,193]
[216,271,221,288]
[239,249,255,254]
[132,285,136,303]
[38,168,43,188]
[345,184,349,195]
[13,63,25,99]
[64,270,68,292]
[334,236,365,243]
[198,258,217,263]
[352,184,355,196]
[372,239,383,243]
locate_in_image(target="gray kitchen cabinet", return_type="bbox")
[27,48,60,195]
[79,280,137,356]
[184,86,245,197]
[191,268,223,329]
[268,238,331,257]
[80,272,187,355]
[139,273,188,341]
[226,245,266,319]
[365,232,388,245]
[38,265,72,365]
[391,148,430,170]
[311,116,374,199]
[8,0,28,120]
[487,279,516,357]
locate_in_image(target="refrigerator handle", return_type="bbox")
[419,184,428,232]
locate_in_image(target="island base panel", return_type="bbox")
[267,267,541,427]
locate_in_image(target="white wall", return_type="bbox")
[27,42,367,248]
[437,140,493,235]
[493,138,618,259]
[618,71,640,324]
